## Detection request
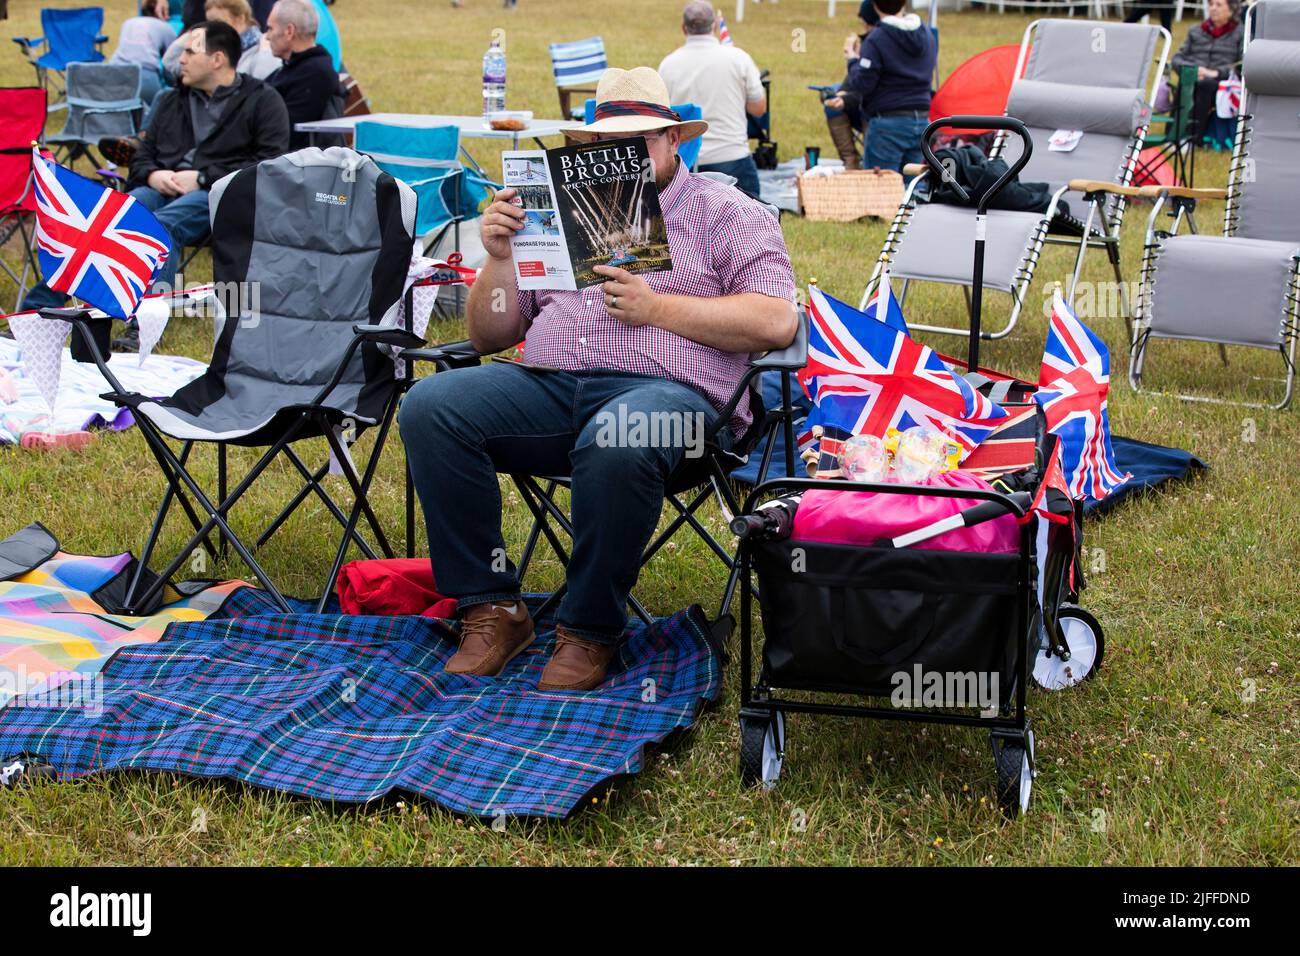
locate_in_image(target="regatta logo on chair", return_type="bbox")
[314,192,349,206]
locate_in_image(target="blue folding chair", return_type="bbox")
[353,122,497,255]
[583,99,704,170]
[550,36,607,121]
[11,7,108,107]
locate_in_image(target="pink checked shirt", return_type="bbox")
[518,158,796,436]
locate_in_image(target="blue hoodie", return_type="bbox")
[843,13,936,116]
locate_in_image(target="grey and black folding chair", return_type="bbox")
[867,18,1170,343]
[1129,0,1300,410]
[46,62,144,169]
[37,147,425,614]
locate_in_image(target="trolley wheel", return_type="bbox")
[992,723,1034,820]
[739,709,784,790]
[1033,605,1105,691]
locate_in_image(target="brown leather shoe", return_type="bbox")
[444,601,534,676]
[538,627,618,691]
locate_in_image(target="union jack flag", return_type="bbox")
[1034,288,1131,501]
[31,146,171,319]
[864,268,908,334]
[798,285,1006,459]
[718,14,733,45]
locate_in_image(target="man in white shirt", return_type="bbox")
[658,1,767,197]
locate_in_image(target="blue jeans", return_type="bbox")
[20,186,210,312]
[864,112,929,175]
[398,361,728,644]
[138,66,162,107]
[698,155,761,199]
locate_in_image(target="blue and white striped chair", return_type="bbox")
[549,36,607,121]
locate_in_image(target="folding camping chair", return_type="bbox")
[1140,63,1200,188]
[867,19,1170,344]
[46,62,144,170]
[550,36,607,122]
[36,147,426,614]
[0,87,45,314]
[408,314,809,628]
[1129,0,1300,410]
[10,7,107,107]
[353,121,494,256]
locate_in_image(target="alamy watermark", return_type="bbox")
[0,666,102,716]
[150,272,262,328]
[891,664,999,714]
[593,403,707,459]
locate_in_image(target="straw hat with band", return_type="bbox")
[567,66,708,144]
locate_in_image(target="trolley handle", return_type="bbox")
[741,476,1032,523]
[919,116,1033,215]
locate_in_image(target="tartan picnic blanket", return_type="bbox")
[0,591,724,818]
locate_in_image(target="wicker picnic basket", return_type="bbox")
[798,169,905,222]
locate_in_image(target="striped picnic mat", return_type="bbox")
[0,550,248,707]
[0,590,723,818]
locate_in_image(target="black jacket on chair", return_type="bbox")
[267,45,344,150]
[128,75,290,190]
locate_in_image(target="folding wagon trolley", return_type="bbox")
[731,118,1105,818]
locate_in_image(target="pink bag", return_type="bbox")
[792,470,1020,554]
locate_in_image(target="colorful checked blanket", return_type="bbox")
[0,590,724,818]
[0,541,248,707]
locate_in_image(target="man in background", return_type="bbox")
[264,0,344,149]
[658,1,767,197]
[20,21,290,337]
[825,0,936,174]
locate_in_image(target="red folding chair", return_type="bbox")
[0,87,46,314]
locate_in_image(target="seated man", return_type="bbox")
[264,0,344,150]
[21,20,289,321]
[399,67,797,692]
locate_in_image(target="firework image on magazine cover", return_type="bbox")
[503,136,673,291]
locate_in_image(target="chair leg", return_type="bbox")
[1067,202,1100,303]
[315,403,402,611]
[217,442,229,558]
[515,479,557,579]
[127,423,304,614]
[124,441,206,609]
[513,476,573,567]
[405,458,416,559]
[321,422,395,560]
[257,445,376,558]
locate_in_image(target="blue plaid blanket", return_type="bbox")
[0,592,722,818]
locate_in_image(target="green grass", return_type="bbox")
[1,0,1296,866]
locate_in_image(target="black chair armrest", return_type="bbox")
[704,308,809,443]
[39,306,111,324]
[400,339,483,368]
[352,324,425,349]
[749,306,808,373]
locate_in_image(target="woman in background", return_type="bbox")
[108,0,177,106]
[1171,0,1244,141]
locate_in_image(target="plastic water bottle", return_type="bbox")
[482,41,506,120]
